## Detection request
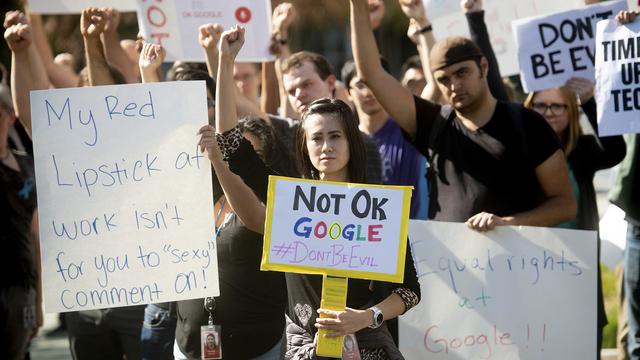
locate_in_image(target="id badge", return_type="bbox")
[201,325,222,359]
[342,334,361,360]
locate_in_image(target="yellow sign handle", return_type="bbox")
[316,275,349,358]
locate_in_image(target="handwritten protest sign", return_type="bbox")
[513,0,627,92]
[29,0,136,14]
[399,221,597,359]
[422,0,583,77]
[136,0,273,62]
[263,176,411,357]
[262,176,412,282]
[31,82,218,313]
[595,18,640,136]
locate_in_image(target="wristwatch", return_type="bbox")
[368,306,384,329]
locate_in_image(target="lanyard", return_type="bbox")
[214,198,226,237]
[204,296,216,326]
[206,198,225,325]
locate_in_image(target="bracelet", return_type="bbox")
[419,24,433,34]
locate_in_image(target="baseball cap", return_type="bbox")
[429,36,484,71]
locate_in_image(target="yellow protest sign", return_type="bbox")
[262,176,412,283]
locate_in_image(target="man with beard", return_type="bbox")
[349,0,576,230]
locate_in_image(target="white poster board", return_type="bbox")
[262,177,412,283]
[29,0,136,14]
[31,82,219,313]
[513,0,627,93]
[422,0,583,77]
[595,18,640,136]
[136,0,273,62]
[400,221,597,359]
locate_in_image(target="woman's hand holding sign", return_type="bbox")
[616,10,640,24]
[315,307,372,337]
[198,125,222,163]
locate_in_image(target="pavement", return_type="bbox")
[30,313,71,360]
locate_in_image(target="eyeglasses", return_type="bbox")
[531,102,567,116]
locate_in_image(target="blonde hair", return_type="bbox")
[524,86,582,156]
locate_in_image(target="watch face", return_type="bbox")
[369,307,383,328]
[375,312,383,326]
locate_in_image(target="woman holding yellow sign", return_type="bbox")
[198,25,420,359]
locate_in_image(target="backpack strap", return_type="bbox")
[427,105,453,150]
[424,105,453,218]
[506,102,528,161]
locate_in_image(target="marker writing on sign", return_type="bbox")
[44,92,156,147]
[530,11,614,79]
[418,249,582,293]
[59,282,163,310]
[51,153,161,198]
[600,36,640,112]
[293,217,382,242]
[272,241,379,269]
[293,185,388,220]
[142,0,170,44]
[423,322,548,358]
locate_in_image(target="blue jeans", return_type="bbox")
[625,223,640,359]
[140,303,176,360]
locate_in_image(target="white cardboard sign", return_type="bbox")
[262,177,412,283]
[595,18,640,136]
[29,0,137,14]
[422,0,584,77]
[136,0,273,62]
[31,81,219,313]
[513,0,627,92]
[400,221,597,359]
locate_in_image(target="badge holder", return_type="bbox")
[342,334,361,360]
[201,297,222,360]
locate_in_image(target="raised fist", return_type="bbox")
[219,26,245,60]
[460,0,483,13]
[199,23,224,50]
[398,0,427,26]
[272,2,297,39]
[4,10,27,28]
[81,7,107,38]
[4,23,32,52]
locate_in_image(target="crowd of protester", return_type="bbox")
[2,0,640,359]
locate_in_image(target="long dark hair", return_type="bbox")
[295,98,367,183]
[238,117,297,177]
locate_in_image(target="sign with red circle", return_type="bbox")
[235,6,252,23]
